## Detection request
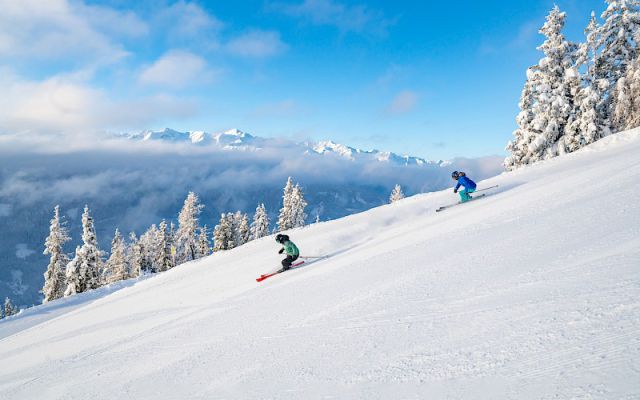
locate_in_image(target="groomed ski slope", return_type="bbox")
[1,129,639,400]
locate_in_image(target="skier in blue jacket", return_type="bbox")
[452,171,477,202]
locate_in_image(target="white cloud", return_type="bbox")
[0,0,132,64]
[155,1,223,49]
[0,69,197,134]
[139,50,218,88]
[386,90,419,115]
[226,30,287,58]
[272,0,393,35]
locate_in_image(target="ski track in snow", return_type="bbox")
[0,128,639,399]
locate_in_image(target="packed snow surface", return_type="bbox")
[1,129,639,399]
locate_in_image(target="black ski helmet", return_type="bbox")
[275,234,289,244]
[451,171,460,179]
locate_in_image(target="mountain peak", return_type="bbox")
[118,128,436,167]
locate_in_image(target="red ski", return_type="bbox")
[256,261,305,282]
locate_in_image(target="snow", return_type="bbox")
[1,128,639,399]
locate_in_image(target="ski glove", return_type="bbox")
[278,248,284,254]
[453,188,458,193]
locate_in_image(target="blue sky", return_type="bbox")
[0,0,608,159]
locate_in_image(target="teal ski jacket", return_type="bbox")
[282,240,299,257]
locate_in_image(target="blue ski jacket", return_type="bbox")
[455,176,477,191]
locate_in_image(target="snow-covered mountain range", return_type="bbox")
[116,127,445,166]
[1,128,638,399]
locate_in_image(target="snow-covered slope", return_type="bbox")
[1,129,639,399]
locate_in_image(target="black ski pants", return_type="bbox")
[282,254,299,269]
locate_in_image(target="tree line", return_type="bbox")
[40,177,308,304]
[506,1,640,170]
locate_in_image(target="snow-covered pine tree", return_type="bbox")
[213,213,233,252]
[250,203,270,240]
[103,229,128,284]
[389,184,405,203]
[613,54,640,130]
[597,0,640,123]
[197,225,211,258]
[42,205,71,303]
[530,6,577,160]
[156,220,174,272]
[169,222,177,267]
[127,232,144,278]
[227,212,241,249]
[64,206,103,296]
[64,246,82,296]
[577,12,602,83]
[505,67,541,170]
[277,177,296,231]
[290,184,308,228]
[175,192,204,264]
[140,224,160,273]
[563,66,587,153]
[506,6,577,168]
[625,55,640,129]
[4,297,17,317]
[564,12,611,152]
[238,214,251,246]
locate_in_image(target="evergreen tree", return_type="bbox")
[197,225,211,258]
[577,12,602,82]
[127,233,144,278]
[238,214,251,245]
[64,246,82,296]
[156,220,174,271]
[564,12,611,151]
[175,192,204,264]
[505,6,577,168]
[250,203,270,240]
[290,184,308,228]
[597,0,640,92]
[169,222,177,267]
[42,205,71,303]
[626,56,640,129]
[228,212,241,249]
[103,229,128,284]
[64,206,103,295]
[140,224,160,273]
[565,77,611,151]
[389,184,405,203]
[613,55,640,130]
[277,177,296,231]
[213,213,233,252]
[529,6,576,160]
[505,67,541,170]
[4,297,17,317]
[597,0,640,127]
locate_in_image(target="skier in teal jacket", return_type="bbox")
[276,234,299,271]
